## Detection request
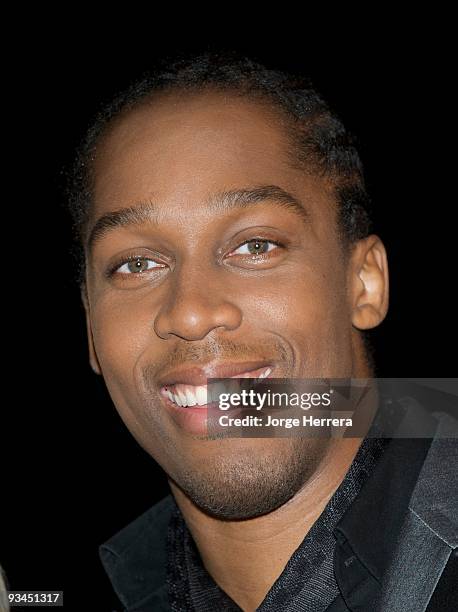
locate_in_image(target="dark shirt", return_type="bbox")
[166,437,391,611]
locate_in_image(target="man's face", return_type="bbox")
[83,91,373,518]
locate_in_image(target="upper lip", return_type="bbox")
[157,360,273,388]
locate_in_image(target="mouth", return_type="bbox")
[159,364,273,408]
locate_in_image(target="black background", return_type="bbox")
[2,25,456,611]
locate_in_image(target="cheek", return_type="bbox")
[88,295,174,456]
[93,302,147,366]
[238,265,351,373]
[89,295,158,407]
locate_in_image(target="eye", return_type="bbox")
[228,238,282,257]
[113,256,166,275]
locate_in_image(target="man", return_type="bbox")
[66,51,457,610]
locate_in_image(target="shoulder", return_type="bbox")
[409,409,458,546]
[99,494,176,610]
[100,494,175,560]
[377,404,458,611]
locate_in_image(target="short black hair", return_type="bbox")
[64,49,373,287]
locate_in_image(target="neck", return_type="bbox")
[169,436,363,611]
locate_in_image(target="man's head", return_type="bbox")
[66,51,388,519]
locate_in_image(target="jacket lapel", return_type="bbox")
[377,412,458,612]
[332,433,433,610]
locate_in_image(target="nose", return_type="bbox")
[153,266,243,341]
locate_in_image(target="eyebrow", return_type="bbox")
[86,184,310,255]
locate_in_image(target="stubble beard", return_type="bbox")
[169,437,330,520]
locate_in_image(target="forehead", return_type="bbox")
[91,91,335,223]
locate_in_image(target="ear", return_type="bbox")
[80,283,102,375]
[349,235,389,330]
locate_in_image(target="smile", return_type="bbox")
[160,365,273,408]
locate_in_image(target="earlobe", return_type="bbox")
[80,284,102,376]
[350,235,389,330]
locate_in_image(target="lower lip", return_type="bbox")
[160,366,273,435]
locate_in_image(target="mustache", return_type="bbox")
[141,336,290,387]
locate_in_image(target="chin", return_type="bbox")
[170,438,329,520]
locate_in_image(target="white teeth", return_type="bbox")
[163,367,272,407]
[195,386,207,406]
[185,389,197,406]
[177,389,187,406]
